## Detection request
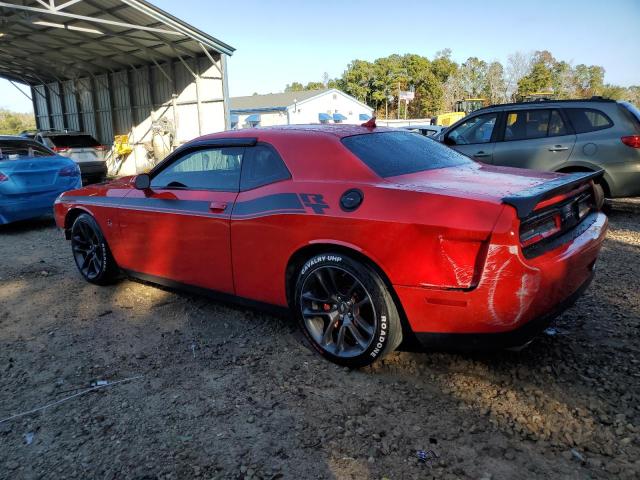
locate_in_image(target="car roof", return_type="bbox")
[38,130,92,137]
[402,124,442,129]
[475,97,618,113]
[0,135,39,141]
[196,124,397,143]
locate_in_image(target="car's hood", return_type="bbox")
[385,163,561,203]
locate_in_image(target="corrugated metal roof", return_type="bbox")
[230,90,329,111]
[0,0,234,85]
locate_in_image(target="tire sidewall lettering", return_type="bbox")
[370,314,388,358]
[301,254,343,276]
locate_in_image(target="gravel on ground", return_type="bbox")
[0,204,638,480]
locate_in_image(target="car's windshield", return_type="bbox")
[48,134,100,148]
[342,130,472,178]
[448,114,496,145]
[0,139,55,160]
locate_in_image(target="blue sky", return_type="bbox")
[1,0,639,112]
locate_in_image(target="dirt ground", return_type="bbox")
[1,203,639,480]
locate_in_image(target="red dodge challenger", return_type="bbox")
[54,124,608,367]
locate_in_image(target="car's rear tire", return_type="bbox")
[70,213,119,285]
[294,253,402,368]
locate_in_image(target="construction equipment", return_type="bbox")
[455,98,487,114]
[432,98,487,127]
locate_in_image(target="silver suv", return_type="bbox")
[438,98,640,198]
[33,130,108,185]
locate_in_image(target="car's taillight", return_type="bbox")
[621,135,640,148]
[53,147,70,153]
[59,165,80,177]
[520,212,562,248]
[95,145,108,151]
[0,172,8,182]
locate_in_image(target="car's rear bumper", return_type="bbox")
[605,160,640,197]
[78,161,107,185]
[413,271,593,350]
[395,212,608,347]
[0,188,78,224]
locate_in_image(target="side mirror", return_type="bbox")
[134,174,150,190]
[443,135,456,146]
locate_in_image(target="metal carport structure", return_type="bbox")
[0,0,235,174]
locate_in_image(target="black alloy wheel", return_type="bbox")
[71,213,119,285]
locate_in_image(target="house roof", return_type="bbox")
[0,0,234,85]
[230,90,328,112]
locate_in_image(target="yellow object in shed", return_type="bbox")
[114,135,133,157]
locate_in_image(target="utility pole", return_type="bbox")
[397,81,401,120]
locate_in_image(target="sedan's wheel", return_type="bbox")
[71,213,119,285]
[294,253,402,368]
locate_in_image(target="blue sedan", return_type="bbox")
[0,136,82,225]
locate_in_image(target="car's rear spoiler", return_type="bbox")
[503,170,604,219]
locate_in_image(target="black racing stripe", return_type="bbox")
[232,193,304,217]
[68,193,307,218]
[68,196,213,214]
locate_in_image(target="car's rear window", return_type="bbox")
[342,131,471,178]
[619,101,640,125]
[48,134,100,148]
[0,140,54,160]
[564,108,613,134]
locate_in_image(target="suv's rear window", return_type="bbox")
[619,101,640,125]
[564,108,613,134]
[342,131,471,178]
[0,139,54,160]
[48,134,100,148]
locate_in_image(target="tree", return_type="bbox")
[484,61,506,104]
[281,49,624,117]
[551,61,575,99]
[516,51,556,98]
[0,109,35,135]
[459,57,488,98]
[505,52,531,101]
[304,81,325,91]
[574,65,605,97]
[284,82,304,92]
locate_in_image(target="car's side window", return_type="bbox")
[447,113,497,145]
[504,109,550,141]
[151,147,244,191]
[503,109,569,141]
[564,108,613,134]
[548,110,568,136]
[240,144,291,191]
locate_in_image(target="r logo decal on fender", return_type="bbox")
[299,193,329,214]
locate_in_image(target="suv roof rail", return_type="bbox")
[472,97,617,113]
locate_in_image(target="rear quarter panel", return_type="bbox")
[231,180,505,306]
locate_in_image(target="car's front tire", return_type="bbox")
[70,213,119,285]
[294,253,402,368]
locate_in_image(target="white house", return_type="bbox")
[230,89,373,129]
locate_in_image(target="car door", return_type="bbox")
[230,143,294,304]
[118,145,244,294]
[491,108,576,170]
[442,112,499,162]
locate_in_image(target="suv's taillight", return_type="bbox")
[95,145,108,151]
[621,135,640,148]
[0,172,8,182]
[53,147,70,153]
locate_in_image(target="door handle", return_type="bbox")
[473,151,490,158]
[548,145,569,152]
[209,201,228,213]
